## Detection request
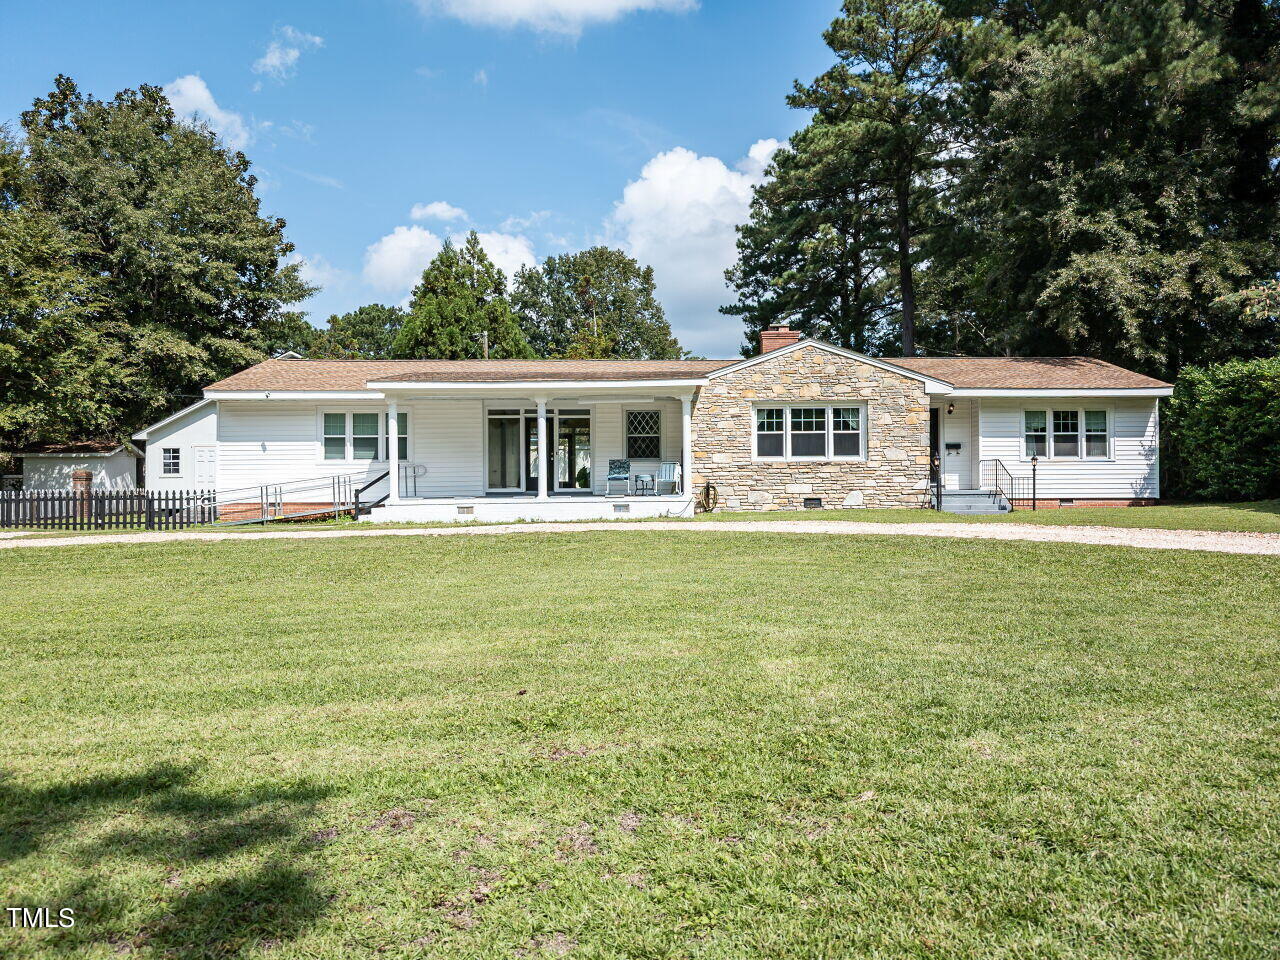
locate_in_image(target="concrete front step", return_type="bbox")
[933,488,1011,514]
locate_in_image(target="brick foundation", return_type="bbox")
[1009,498,1159,510]
[216,501,349,522]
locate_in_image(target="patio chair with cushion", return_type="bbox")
[655,461,682,495]
[606,459,631,496]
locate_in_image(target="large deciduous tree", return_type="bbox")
[3,76,312,446]
[310,304,405,359]
[512,247,686,359]
[392,232,533,359]
[0,128,119,446]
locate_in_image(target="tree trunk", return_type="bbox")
[895,173,916,357]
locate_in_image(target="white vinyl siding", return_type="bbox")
[979,398,1160,498]
[590,400,681,493]
[142,401,218,492]
[21,451,138,492]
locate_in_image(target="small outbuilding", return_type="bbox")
[17,441,143,491]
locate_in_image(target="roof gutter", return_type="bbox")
[204,390,387,400]
[366,378,709,391]
[946,387,1173,398]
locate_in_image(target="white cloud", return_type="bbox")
[416,0,697,36]
[608,139,781,357]
[288,168,343,189]
[164,75,251,151]
[362,226,444,293]
[288,252,345,290]
[500,210,550,232]
[736,138,781,180]
[253,25,324,81]
[411,201,469,222]
[474,68,489,87]
[458,231,538,279]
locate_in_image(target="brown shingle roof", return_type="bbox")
[206,358,734,391]
[204,351,1170,393]
[888,356,1171,390]
[19,440,128,455]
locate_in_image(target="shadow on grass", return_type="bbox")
[0,763,333,958]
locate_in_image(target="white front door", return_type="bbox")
[192,445,217,489]
[941,402,975,489]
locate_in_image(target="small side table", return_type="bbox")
[633,474,655,496]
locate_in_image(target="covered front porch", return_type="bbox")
[363,381,696,522]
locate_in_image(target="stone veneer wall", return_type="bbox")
[689,345,931,510]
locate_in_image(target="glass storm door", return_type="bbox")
[487,415,522,491]
[555,416,592,491]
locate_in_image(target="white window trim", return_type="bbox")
[752,403,868,463]
[161,447,182,477]
[1021,406,1113,461]
[624,408,662,462]
[317,408,411,465]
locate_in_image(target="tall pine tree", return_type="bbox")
[936,0,1280,377]
[723,121,898,355]
[392,232,533,359]
[789,0,965,356]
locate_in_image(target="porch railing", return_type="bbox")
[978,459,1031,510]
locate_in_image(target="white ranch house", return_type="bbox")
[125,325,1173,522]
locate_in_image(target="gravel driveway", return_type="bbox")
[2,520,1277,555]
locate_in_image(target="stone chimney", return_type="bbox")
[759,322,801,355]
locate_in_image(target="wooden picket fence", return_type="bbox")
[0,489,215,531]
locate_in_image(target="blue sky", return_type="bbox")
[2,0,839,357]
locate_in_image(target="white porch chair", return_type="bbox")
[655,461,681,495]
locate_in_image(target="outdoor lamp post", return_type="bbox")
[1030,455,1039,511]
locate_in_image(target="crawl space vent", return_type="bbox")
[802,498,823,510]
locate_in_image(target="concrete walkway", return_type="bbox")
[2,520,1278,555]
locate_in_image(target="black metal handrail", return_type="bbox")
[978,459,1032,510]
[354,470,389,518]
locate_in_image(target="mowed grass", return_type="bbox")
[1,532,1277,959]
[694,499,1280,533]
[7,499,1279,538]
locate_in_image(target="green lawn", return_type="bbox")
[692,499,1280,533]
[6,499,1279,537]
[2,532,1278,958]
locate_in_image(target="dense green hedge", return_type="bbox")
[1163,357,1280,501]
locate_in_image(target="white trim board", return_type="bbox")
[204,390,387,401]
[133,399,215,440]
[947,387,1173,398]
[367,379,707,392]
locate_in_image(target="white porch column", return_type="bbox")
[387,399,400,505]
[681,394,693,496]
[535,398,549,500]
